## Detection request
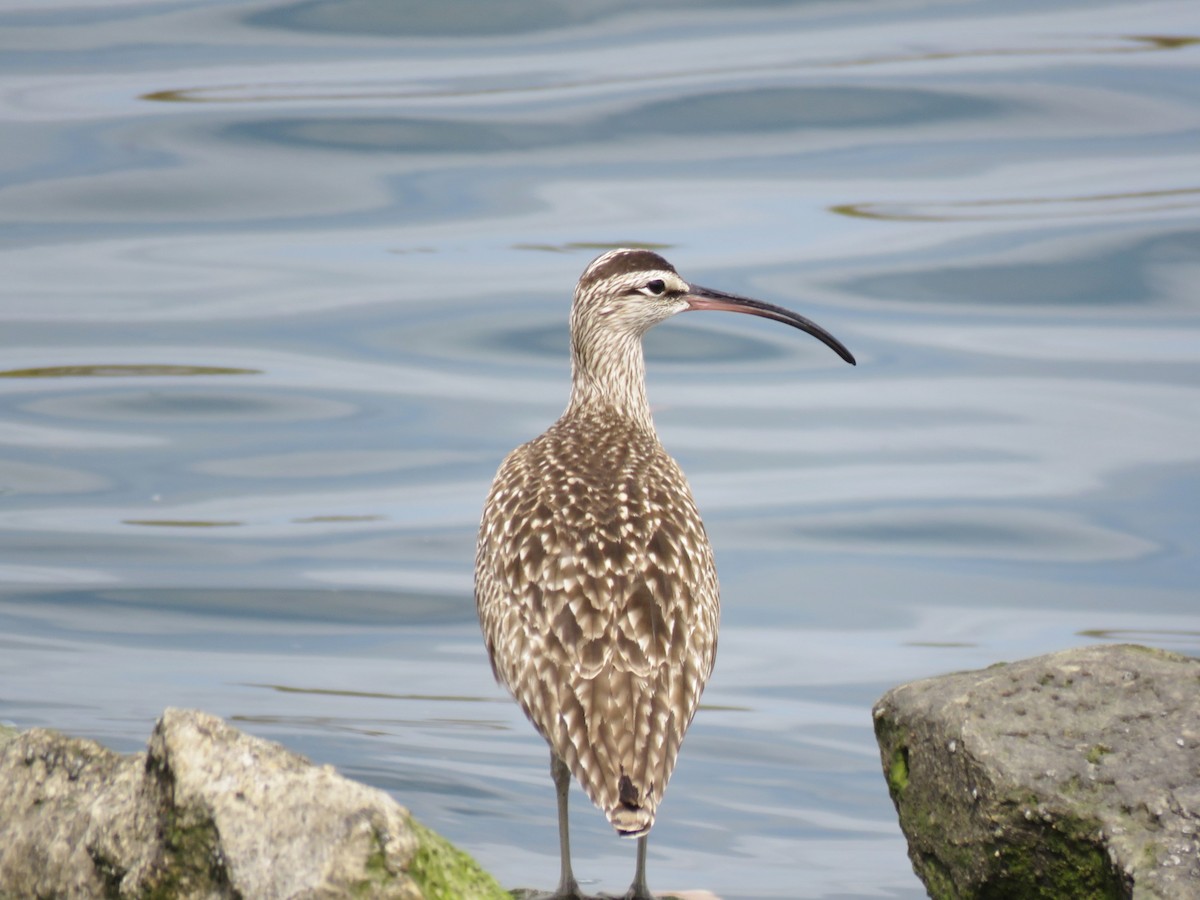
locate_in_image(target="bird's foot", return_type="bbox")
[510,880,686,899]
[508,883,590,899]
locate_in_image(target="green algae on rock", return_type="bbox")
[0,709,507,900]
[873,644,1200,899]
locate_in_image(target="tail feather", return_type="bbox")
[609,804,654,837]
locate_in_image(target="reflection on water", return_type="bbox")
[784,507,1155,563]
[840,228,1200,308]
[833,186,1200,222]
[1077,628,1200,647]
[0,365,261,378]
[26,390,357,423]
[2,0,1199,897]
[221,86,999,156]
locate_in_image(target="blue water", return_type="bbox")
[2,1,1199,897]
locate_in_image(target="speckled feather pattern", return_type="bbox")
[476,409,718,835]
[475,249,721,838]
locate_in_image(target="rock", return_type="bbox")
[0,708,508,900]
[0,724,147,897]
[873,644,1200,899]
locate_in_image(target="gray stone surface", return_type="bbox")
[874,644,1200,899]
[0,708,507,899]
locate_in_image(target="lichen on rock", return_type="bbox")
[0,708,508,900]
[874,644,1200,899]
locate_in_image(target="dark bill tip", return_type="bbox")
[684,285,857,366]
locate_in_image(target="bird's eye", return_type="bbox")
[644,279,666,295]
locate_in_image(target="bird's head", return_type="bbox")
[570,248,856,365]
[571,249,692,346]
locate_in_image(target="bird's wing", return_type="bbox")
[475,419,718,834]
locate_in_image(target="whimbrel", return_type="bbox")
[476,249,855,899]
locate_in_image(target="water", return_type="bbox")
[2,1,1199,897]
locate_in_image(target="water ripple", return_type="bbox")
[3,1,1199,896]
[0,364,260,378]
[833,186,1200,224]
[25,389,355,424]
[784,507,1155,563]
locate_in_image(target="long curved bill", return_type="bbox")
[684,285,857,365]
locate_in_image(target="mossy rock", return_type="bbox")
[874,645,1200,899]
[408,818,509,900]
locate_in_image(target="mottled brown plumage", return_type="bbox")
[477,404,718,837]
[476,249,855,899]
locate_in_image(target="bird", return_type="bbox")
[475,248,855,899]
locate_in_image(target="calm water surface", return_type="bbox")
[2,1,1199,897]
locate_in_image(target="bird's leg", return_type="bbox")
[549,751,584,899]
[622,835,652,900]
